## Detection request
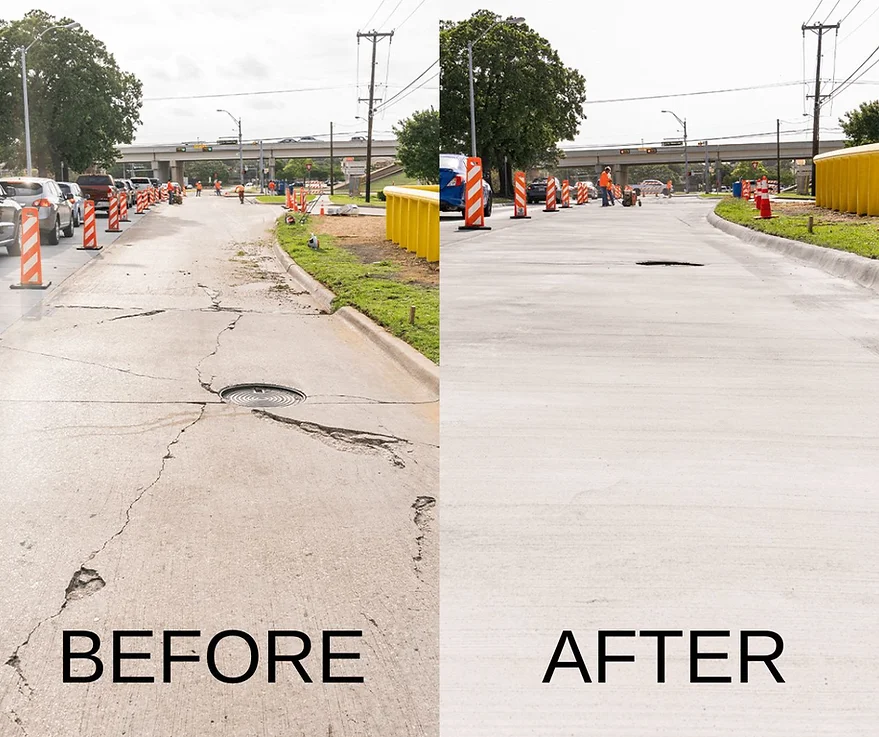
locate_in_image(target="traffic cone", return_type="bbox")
[119,192,129,222]
[510,171,530,219]
[544,177,558,212]
[9,207,51,289]
[758,177,774,219]
[458,157,491,230]
[286,186,293,210]
[755,177,762,210]
[319,200,325,216]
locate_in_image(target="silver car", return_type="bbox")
[58,181,85,227]
[0,183,23,256]
[0,177,74,245]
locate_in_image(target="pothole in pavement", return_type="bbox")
[637,260,704,267]
[219,384,307,408]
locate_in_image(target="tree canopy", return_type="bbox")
[839,100,879,147]
[0,10,142,175]
[440,11,586,184]
[394,107,439,183]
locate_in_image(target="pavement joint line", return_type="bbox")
[3,404,207,723]
[0,343,179,382]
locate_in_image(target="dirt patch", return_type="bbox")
[771,200,876,224]
[315,215,438,287]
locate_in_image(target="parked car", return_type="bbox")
[129,176,153,193]
[0,177,74,245]
[298,136,317,142]
[350,135,366,142]
[575,180,598,200]
[76,173,118,213]
[526,177,562,204]
[57,181,85,227]
[0,183,23,255]
[149,177,160,188]
[439,153,493,217]
[637,179,667,196]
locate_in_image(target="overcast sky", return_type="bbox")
[4,0,439,145]
[441,1,879,149]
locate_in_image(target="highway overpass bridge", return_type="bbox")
[117,139,399,182]
[556,139,846,186]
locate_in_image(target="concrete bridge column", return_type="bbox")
[619,164,629,188]
[269,155,276,180]
[169,160,185,185]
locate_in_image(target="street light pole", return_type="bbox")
[217,109,244,184]
[662,109,689,193]
[467,16,525,160]
[19,22,81,175]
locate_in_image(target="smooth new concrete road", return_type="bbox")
[0,195,437,736]
[441,197,879,735]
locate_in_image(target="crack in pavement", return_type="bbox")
[3,405,207,721]
[197,282,222,311]
[0,344,179,382]
[252,408,411,468]
[196,313,243,394]
[105,309,166,322]
[412,496,436,581]
[308,393,439,407]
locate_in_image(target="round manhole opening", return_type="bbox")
[637,260,704,267]
[219,383,306,408]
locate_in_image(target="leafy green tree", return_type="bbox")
[180,160,233,184]
[730,160,770,181]
[628,164,683,185]
[839,100,879,147]
[440,11,586,195]
[0,11,142,175]
[394,107,439,183]
[275,158,341,182]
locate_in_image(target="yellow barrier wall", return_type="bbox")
[384,185,439,263]
[815,142,879,216]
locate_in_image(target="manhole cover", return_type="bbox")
[218,384,306,408]
[637,260,704,267]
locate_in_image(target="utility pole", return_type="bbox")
[803,21,840,196]
[356,30,393,203]
[777,119,781,196]
[330,121,335,196]
[259,139,264,194]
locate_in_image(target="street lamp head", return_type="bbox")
[64,22,81,30]
[507,16,526,24]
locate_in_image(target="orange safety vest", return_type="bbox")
[196,182,202,190]
[215,181,221,189]
[599,171,609,188]
[235,185,244,193]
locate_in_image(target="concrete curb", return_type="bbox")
[271,239,439,392]
[707,211,879,291]
[271,240,336,314]
[335,307,439,393]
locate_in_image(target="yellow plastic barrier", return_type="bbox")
[815,142,879,216]
[384,185,439,263]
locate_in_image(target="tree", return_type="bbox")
[0,11,142,176]
[394,108,439,183]
[628,164,683,185]
[839,100,879,147]
[440,11,586,195]
[178,160,233,184]
[729,160,770,181]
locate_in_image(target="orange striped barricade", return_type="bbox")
[742,179,751,200]
[78,199,101,250]
[458,156,490,231]
[561,179,571,208]
[119,192,129,222]
[285,186,294,210]
[150,187,157,205]
[105,191,121,233]
[299,188,307,213]
[575,182,585,205]
[135,191,145,215]
[754,176,763,210]
[510,171,530,219]
[9,207,51,290]
[544,176,558,212]
[613,184,622,201]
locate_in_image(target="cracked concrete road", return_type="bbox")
[441,198,879,735]
[0,196,437,736]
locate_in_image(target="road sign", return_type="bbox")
[752,161,760,170]
[619,148,631,155]
[306,163,312,170]
[661,140,684,147]
[175,146,186,152]
[346,165,367,175]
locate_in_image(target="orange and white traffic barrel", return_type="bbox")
[458,156,490,231]
[119,192,129,222]
[544,177,558,212]
[78,199,101,250]
[561,179,572,208]
[9,207,51,290]
[105,190,121,232]
[510,171,530,219]
[285,186,294,210]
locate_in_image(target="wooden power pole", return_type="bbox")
[356,30,393,203]
[802,21,840,196]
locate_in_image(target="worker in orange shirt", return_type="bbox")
[214,180,222,196]
[235,183,245,204]
[599,166,612,207]
[195,180,203,197]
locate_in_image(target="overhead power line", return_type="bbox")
[360,0,388,31]
[379,0,406,29]
[840,3,879,42]
[374,71,438,113]
[145,85,351,102]
[395,0,428,29]
[806,0,826,25]
[585,81,808,104]
[839,0,865,23]
[825,39,879,102]
[374,58,438,111]
[821,0,845,22]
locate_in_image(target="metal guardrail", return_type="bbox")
[815,143,879,215]
[384,185,439,263]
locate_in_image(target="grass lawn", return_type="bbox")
[714,196,879,259]
[255,193,387,208]
[275,216,438,363]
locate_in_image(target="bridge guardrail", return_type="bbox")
[384,185,439,263]
[815,143,879,215]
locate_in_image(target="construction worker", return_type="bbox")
[214,180,222,196]
[599,167,612,207]
[167,178,175,204]
[235,183,245,204]
[195,180,202,197]
[268,180,276,195]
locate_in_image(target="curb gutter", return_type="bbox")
[271,240,439,393]
[707,211,879,291]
